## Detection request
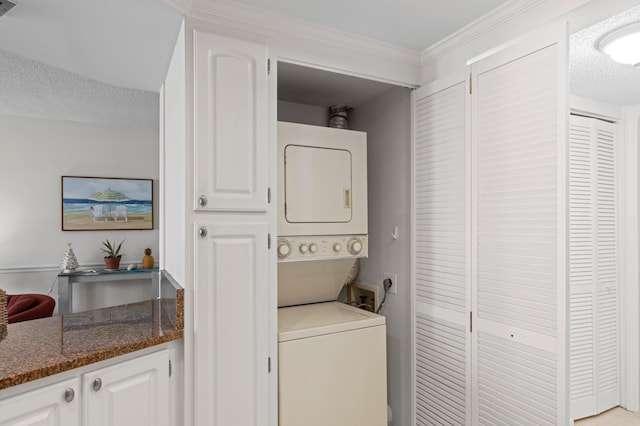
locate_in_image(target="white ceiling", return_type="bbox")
[570,5,640,107]
[0,0,183,92]
[224,0,508,51]
[0,0,638,112]
[0,0,509,94]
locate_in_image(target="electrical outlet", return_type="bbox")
[383,272,397,295]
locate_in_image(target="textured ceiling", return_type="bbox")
[0,0,182,92]
[0,50,159,129]
[570,5,640,107]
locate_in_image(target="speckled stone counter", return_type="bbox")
[0,288,183,390]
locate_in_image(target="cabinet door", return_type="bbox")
[0,378,80,426]
[194,222,269,426]
[193,30,269,212]
[83,350,169,426]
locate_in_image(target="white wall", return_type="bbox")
[161,21,187,285]
[0,114,159,311]
[277,101,328,126]
[350,87,412,426]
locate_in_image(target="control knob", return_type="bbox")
[309,243,318,253]
[299,244,308,254]
[277,240,291,259]
[348,238,363,255]
[333,243,342,253]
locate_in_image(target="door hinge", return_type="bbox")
[268,187,271,204]
[267,58,271,75]
[169,360,172,377]
[470,311,473,333]
[469,73,473,94]
[268,357,271,373]
[268,233,271,249]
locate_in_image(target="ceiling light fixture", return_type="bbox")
[598,22,640,68]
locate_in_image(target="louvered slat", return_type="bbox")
[477,333,557,426]
[416,313,466,426]
[414,81,467,425]
[414,82,466,313]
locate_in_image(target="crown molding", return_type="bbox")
[163,0,420,68]
[420,0,544,66]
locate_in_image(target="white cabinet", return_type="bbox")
[162,23,274,426]
[0,349,172,426]
[193,30,269,212]
[193,222,270,426]
[83,350,169,426]
[0,378,80,426]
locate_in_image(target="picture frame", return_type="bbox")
[61,176,153,231]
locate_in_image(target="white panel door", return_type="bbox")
[569,115,618,420]
[470,23,568,426]
[413,78,469,425]
[193,30,268,212]
[0,378,80,426]
[84,350,169,426]
[194,222,269,426]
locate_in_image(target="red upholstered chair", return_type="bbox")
[7,294,56,323]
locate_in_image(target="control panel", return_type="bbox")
[277,235,368,262]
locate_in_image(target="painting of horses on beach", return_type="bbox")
[62,176,153,231]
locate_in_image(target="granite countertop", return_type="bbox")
[0,288,183,390]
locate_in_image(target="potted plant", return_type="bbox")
[101,239,124,270]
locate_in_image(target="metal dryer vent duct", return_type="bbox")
[329,105,350,129]
[0,0,16,17]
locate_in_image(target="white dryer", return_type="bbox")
[278,301,387,426]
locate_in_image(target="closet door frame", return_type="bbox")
[622,105,640,411]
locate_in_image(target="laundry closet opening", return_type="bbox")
[276,60,413,426]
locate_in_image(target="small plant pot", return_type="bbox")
[104,257,121,271]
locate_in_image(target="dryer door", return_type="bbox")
[284,145,352,223]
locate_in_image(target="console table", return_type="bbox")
[57,268,160,315]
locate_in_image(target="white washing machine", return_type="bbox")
[276,122,386,425]
[278,301,387,426]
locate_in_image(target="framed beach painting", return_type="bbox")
[62,176,153,231]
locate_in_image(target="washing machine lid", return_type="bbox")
[278,301,385,342]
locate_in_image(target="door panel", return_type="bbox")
[413,79,469,425]
[193,31,268,212]
[569,115,618,419]
[0,378,80,426]
[470,23,568,426]
[194,222,269,426]
[83,350,169,426]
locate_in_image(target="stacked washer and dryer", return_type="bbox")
[276,121,388,426]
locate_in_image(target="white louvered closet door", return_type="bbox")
[469,23,569,426]
[413,79,469,425]
[569,114,618,420]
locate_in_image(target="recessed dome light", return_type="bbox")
[598,22,640,68]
